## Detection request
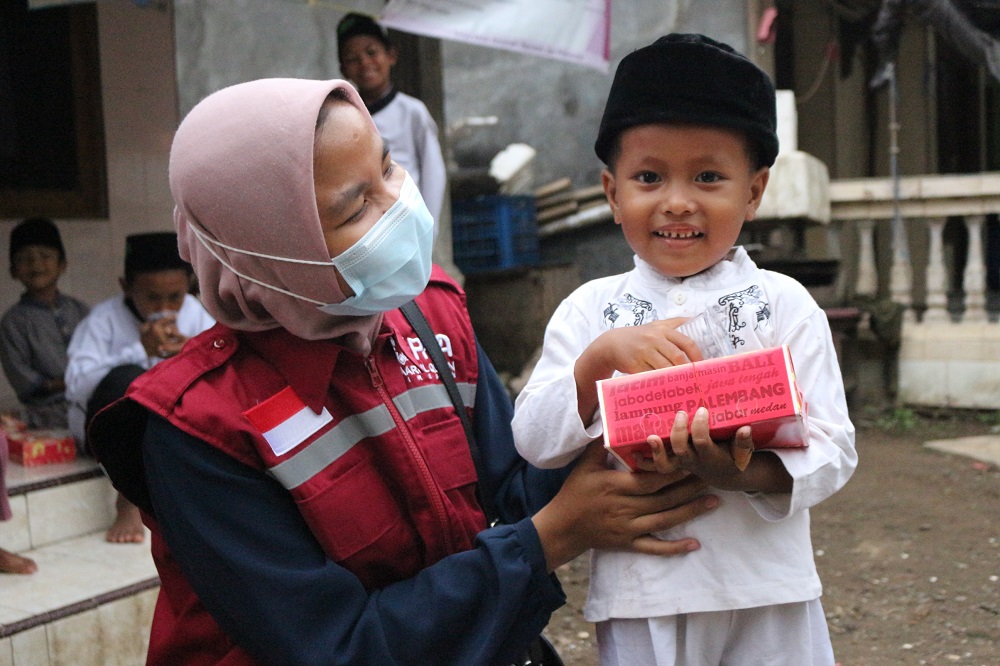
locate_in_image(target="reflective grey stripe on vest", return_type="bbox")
[268,381,476,490]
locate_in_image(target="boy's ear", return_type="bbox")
[387,45,399,67]
[744,167,770,222]
[601,168,621,226]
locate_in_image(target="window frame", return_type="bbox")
[0,3,107,219]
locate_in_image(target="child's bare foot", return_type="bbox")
[0,547,37,574]
[106,494,145,543]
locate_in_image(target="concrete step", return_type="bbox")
[1,459,158,666]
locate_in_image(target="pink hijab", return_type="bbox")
[169,78,382,352]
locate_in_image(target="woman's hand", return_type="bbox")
[532,441,718,572]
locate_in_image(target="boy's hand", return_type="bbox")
[631,433,683,474]
[140,314,188,359]
[575,318,703,422]
[584,318,702,376]
[667,408,755,490]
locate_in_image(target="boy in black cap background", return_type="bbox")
[513,34,856,665]
[336,12,447,234]
[66,231,215,543]
[1,218,90,430]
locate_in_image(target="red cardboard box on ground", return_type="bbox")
[7,429,76,466]
[597,345,808,471]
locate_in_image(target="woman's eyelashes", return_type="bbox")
[344,199,369,226]
[343,159,396,226]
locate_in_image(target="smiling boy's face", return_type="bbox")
[11,245,65,297]
[339,34,396,102]
[602,123,769,279]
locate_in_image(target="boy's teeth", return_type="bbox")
[656,230,701,239]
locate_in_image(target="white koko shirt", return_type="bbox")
[371,91,447,232]
[65,294,216,444]
[513,247,857,621]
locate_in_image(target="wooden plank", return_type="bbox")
[578,197,607,212]
[537,201,578,223]
[573,184,605,202]
[533,177,572,199]
[536,189,577,209]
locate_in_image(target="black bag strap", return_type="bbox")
[399,300,564,666]
[399,300,497,523]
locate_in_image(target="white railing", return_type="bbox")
[830,172,1000,324]
[830,171,1000,408]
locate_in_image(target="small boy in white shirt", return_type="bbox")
[66,231,215,543]
[512,34,857,666]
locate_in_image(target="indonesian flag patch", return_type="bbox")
[243,386,333,457]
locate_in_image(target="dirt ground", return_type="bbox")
[542,408,1000,666]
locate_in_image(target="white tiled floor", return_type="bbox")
[2,459,116,553]
[2,458,158,665]
[0,587,158,666]
[5,458,101,493]
[0,532,157,665]
[27,478,118,550]
[0,532,155,619]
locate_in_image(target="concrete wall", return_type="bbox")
[443,0,747,192]
[172,0,344,119]
[0,1,177,411]
[441,0,749,285]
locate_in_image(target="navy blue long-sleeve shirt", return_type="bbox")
[142,343,571,665]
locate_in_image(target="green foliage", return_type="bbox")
[975,410,1000,426]
[876,407,918,431]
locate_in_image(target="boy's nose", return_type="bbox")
[660,184,696,216]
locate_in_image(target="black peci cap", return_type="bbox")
[595,33,779,168]
[336,13,392,61]
[124,232,188,279]
[10,217,65,264]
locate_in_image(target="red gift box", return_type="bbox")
[597,345,808,471]
[7,429,77,466]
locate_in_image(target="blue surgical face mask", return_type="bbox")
[319,172,434,315]
[186,171,434,315]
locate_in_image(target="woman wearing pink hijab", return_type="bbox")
[89,79,717,666]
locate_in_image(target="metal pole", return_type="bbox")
[887,62,908,263]
[886,61,914,321]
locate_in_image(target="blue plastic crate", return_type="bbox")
[451,195,539,274]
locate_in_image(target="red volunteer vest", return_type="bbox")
[125,272,487,665]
